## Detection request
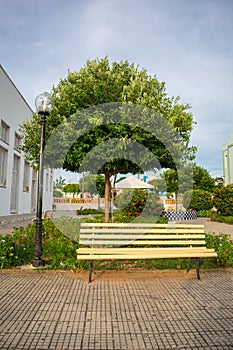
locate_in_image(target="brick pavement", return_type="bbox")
[0,269,233,349]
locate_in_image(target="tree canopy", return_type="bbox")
[63,183,80,198]
[53,176,66,190]
[149,164,215,196]
[79,174,105,197]
[20,57,196,221]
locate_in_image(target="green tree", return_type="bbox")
[53,189,64,198]
[20,57,196,222]
[150,164,215,195]
[53,176,66,189]
[193,165,215,191]
[63,184,80,198]
[79,174,105,197]
[149,164,193,196]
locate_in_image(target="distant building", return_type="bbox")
[222,132,233,185]
[0,65,53,216]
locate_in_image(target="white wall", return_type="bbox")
[0,65,53,216]
[222,132,233,185]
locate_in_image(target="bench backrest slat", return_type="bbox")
[79,240,206,246]
[79,223,206,248]
[80,234,205,240]
[80,228,204,234]
[80,223,204,228]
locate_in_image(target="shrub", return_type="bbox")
[197,210,211,218]
[42,220,78,270]
[0,234,18,268]
[212,185,233,216]
[205,233,233,267]
[183,189,213,211]
[114,189,163,219]
[76,208,102,215]
[0,224,36,268]
[210,212,233,225]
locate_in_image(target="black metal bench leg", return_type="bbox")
[194,258,202,280]
[89,261,93,283]
[187,258,202,280]
[186,258,193,273]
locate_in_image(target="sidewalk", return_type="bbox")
[0,268,232,349]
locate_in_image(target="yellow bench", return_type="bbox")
[77,223,217,282]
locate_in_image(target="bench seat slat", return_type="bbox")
[78,247,216,253]
[77,251,217,260]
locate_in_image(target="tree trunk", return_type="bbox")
[111,174,117,222]
[175,192,178,211]
[104,169,111,223]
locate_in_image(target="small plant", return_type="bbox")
[0,234,17,268]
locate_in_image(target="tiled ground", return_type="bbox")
[0,269,233,349]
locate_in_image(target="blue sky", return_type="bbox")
[1,0,233,181]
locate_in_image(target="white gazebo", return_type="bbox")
[115,175,154,193]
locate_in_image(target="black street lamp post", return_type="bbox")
[32,93,51,267]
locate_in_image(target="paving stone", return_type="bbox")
[0,269,233,349]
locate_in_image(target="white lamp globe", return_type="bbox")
[35,92,51,113]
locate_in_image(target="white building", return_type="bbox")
[0,65,53,216]
[222,133,233,186]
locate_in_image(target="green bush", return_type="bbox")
[76,208,103,215]
[183,189,213,211]
[210,211,233,225]
[205,233,233,267]
[0,224,36,268]
[197,210,211,218]
[212,185,233,216]
[114,189,163,219]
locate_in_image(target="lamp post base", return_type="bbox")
[31,257,45,267]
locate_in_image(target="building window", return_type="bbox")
[0,120,10,144]
[23,161,30,192]
[0,146,8,187]
[50,175,53,192]
[45,172,49,191]
[14,132,21,151]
